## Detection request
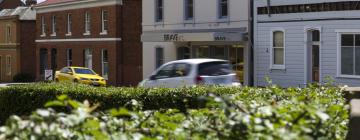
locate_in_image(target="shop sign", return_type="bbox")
[214,36,227,41]
[163,34,184,41]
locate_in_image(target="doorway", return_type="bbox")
[306,30,320,83]
[51,48,57,79]
[40,48,48,76]
[0,56,2,81]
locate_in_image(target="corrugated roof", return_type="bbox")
[0,7,35,20]
[37,0,79,6]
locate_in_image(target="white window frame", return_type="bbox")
[100,10,108,35]
[184,0,194,21]
[66,49,72,66]
[66,13,72,36]
[41,16,46,37]
[51,15,56,36]
[155,0,164,23]
[335,30,360,78]
[6,55,11,76]
[101,49,109,80]
[217,0,229,20]
[84,11,91,35]
[270,28,286,70]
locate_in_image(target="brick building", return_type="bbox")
[34,0,142,86]
[0,0,25,10]
[0,6,36,82]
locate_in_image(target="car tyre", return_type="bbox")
[73,79,78,83]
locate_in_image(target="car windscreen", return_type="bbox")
[198,61,233,76]
[74,68,95,75]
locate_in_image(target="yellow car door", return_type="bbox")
[64,68,74,82]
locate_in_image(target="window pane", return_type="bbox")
[312,30,320,41]
[102,50,109,79]
[356,34,360,46]
[220,0,228,17]
[174,63,191,77]
[274,48,284,65]
[342,34,354,46]
[156,0,163,21]
[196,46,209,58]
[341,47,354,75]
[355,47,360,75]
[273,31,284,47]
[156,64,174,79]
[198,61,232,76]
[177,47,190,59]
[212,46,225,59]
[185,0,193,19]
[312,45,319,67]
[156,48,164,68]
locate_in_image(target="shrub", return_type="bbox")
[12,73,35,83]
[0,82,236,123]
[0,85,349,140]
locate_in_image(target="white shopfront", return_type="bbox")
[141,0,251,84]
[142,30,249,84]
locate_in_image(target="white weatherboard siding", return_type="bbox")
[254,0,360,87]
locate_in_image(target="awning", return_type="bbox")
[141,32,247,42]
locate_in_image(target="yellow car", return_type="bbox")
[55,67,106,86]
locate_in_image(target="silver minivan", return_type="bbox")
[139,59,241,88]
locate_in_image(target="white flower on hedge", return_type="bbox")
[316,111,329,121]
[264,120,274,130]
[0,126,6,132]
[254,118,262,124]
[133,133,144,140]
[243,115,250,123]
[34,126,42,134]
[258,106,272,116]
[37,109,50,117]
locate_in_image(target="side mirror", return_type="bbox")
[149,75,157,80]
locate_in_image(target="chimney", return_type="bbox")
[26,0,37,6]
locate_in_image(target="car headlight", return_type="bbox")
[80,78,89,81]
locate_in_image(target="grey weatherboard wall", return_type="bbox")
[254,0,360,87]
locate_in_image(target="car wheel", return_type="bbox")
[73,79,78,83]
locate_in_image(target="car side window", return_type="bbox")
[155,64,175,79]
[67,68,73,73]
[60,68,68,73]
[173,63,191,77]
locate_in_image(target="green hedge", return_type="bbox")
[0,83,349,139]
[0,82,240,123]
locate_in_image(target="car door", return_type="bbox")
[144,64,176,88]
[57,68,67,81]
[60,67,73,82]
[64,68,75,82]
